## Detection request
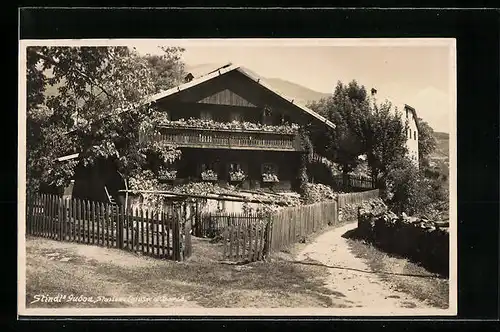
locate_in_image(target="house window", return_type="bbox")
[228,162,246,182]
[200,110,212,121]
[261,163,279,182]
[406,110,408,118]
[229,162,242,172]
[281,113,292,124]
[414,130,417,140]
[261,163,277,173]
[200,161,219,180]
[262,106,273,125]
[201,162,217,172]
[230,111,243,122]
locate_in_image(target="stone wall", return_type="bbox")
[357,205,449,277]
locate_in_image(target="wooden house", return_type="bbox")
[58,63,336,203]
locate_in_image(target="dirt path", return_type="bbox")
[296,222,433,310]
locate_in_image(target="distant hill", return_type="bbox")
[185,63,331,106]
[262,78,331,106]
[432,131,449,161]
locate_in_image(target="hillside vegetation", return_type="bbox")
[432,132,449,161]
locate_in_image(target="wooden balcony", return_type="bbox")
[150,125,303,151]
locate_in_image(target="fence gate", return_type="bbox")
[214,213,270,262]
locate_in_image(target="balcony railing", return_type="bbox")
[148,125,302,151]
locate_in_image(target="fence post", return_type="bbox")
[264,216,272,258]
[184,213,192,259]
[118,205,124,249]
[26,193,32,236]
[335,195,340,224]
[58,198,63,240]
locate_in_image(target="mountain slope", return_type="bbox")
[263,78,331,106]
[185,63,331,106]
[432,132,449,161]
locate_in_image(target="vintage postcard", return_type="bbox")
[18,38,457,317]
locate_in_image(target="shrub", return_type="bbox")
[383,157,432,216]
[302,183,338,204]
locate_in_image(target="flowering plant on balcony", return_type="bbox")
[159,118,299,135]
[262,172,279,183]
[158,168,177,181]
[201,169,218,181]
[229,169,246,182]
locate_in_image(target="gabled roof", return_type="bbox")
[58,64,336,162]
[147,63,336,130]
[403,103,419,122]
[368,93,419,130]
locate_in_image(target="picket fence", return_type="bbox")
[337,189,380,209]
[267,201,338,253]
[25,193,190,261]
[216,213,270,262]
[26,188,380,263]
[214,190,380,261]
[331,174,375,190]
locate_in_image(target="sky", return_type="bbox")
[133,40,455,133]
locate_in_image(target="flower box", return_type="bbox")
[158,118,299,135]
[158,169,177,181]
[262,173,279,183]
[201,169,218,181]
[229,170,246,182]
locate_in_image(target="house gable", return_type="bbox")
[196,88,257,107]
[150,64,335,130]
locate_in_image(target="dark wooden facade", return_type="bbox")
[149,70,313,192]
[69,68,328,202]
[156,71,312,125]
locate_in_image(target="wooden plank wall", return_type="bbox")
[268,201,338,253]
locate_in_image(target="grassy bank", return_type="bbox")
[25,236,347,308]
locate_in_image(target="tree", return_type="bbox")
[383,155,449,218]
[307,81,366,176]
[383,156,431,216]
[142,46,186,92]
[26,46,185,198]
[309,79,407,188]
[360,99,408,187]
[416,117,437,166]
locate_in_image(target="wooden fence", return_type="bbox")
[331,174,375,190]
[337,189,380,209]
[309,153,375,190]
[198,189,380,261]
[267,201,338,253]
[25,193,191,261]
[220,213,270,262]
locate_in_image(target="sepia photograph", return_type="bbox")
[18,38,457,316]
